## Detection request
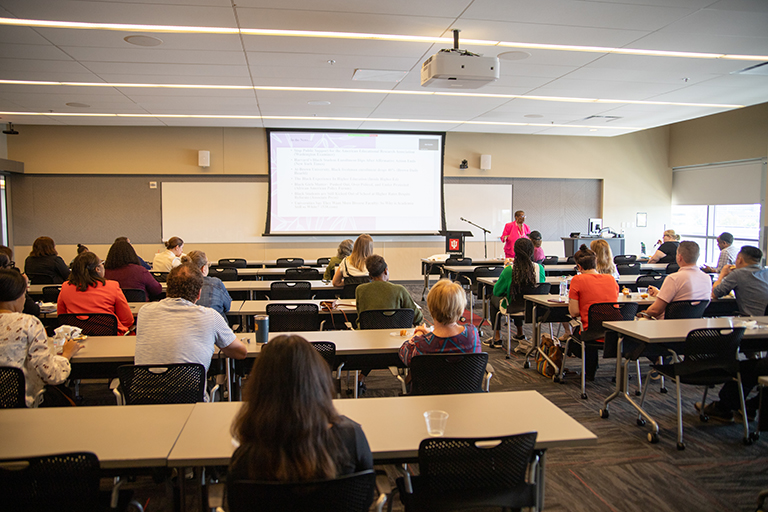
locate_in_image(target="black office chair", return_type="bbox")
[218,258,247,268]
[27,273,55,285]
[317,257,332,266]
[566,256,576,265]
[114,363,206,405]
[0,452,101,512]
[542,256,559,265]
[617,262,642,275]
[402,353,491,395]
[0,366,26,408]
[228,470,376,512]
[310,341,343,398]
[42,285,61,303]
[396,433,538,512]
[497,282,551,359]
[275,258,304,267]
[58,313,118,336]
[636,274,665,289]
[442,257,472,281]
[639,327,749,449]
[666,300,710,319]
[210,267,238,281]
[270,281,312,300]
[121,288,147,302]
[666,262,680,274]
[150,271,168,282]
[358,309,414,330]
[285,267,322,280]
[560,302,639,399]
[614,254,637,265]
[266,303,321,332]
[472,265,503,299]
[341,276,371,299]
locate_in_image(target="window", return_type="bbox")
[671,204,761,265]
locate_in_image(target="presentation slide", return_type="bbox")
[267,130,445,235]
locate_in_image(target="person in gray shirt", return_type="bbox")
[711,245,768,316]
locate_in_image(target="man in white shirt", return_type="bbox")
[702,232,738,274]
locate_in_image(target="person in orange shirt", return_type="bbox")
[57,251,134,335]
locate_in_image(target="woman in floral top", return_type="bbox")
[399,279,481,366]
[0,269,82,406]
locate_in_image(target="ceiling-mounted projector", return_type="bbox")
[421,29,499,89]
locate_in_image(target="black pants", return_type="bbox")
[718,358,768,410]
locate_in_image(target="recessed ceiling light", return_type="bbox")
[328,60,336,65]
[498,51,531,61]
[589,129,598,132]
[65,102,90,108]
[124,35,163,47]
[524,114,543,118]
[307,100,331,106]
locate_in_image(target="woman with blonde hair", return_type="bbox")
[591,239,619,279]
[648,229,680,264]
[331,234,373,287]
[323,239,354,281]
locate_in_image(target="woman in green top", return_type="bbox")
[486,238,545,347]
[323,239,353,281]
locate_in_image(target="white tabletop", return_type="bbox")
[603,316,768,344]
[166,391,597,467]
[523,293,655,308]
[477,275,643,287]
[244,329,407,356]
[0,404,195,469]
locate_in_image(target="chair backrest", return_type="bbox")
[444,257,472,266]
[117,363,206,404]
[276,258,304,267]
[613,254,637,264]
[266,303,321,332]
[617,262,641,275]
[418,432,537,500]
[581,302,639,342]
[473,266,503,279]
[150,271,168,282]
[358,308,414,330]
[218,258,247,268]
[542,256,559,265]
[665,300,710,319]
[409,353,489,395]
[566,256,576,264]
[341,276,371,299]
[27,273,55,285]
[42,285,61,303]
[317,257,331,266]
[210,267,239,281]
[121,288,147,302]
[285,267,322,280]
[675,327,744,379]
[0,452,101,512]
[635,274,665,288]
[228,470,375,512]
[58,313,118,336]
[0,366,26,408]
[666,262,680,274]
[270,281,312,300]
[310,341,336,370]
[507,282,551,311]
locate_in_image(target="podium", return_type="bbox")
[444,231,473,257]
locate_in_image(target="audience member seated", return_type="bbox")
[591,238,620,279]
[323,239,353,281]
[648,229,680,264]
[529,230,545,264]
[331,234,372,287]
[57,251,134,335]
[134,264,246,374]
[568,244,620,381]
[152,236,185,272]
[355,254,423,328]
[104,239,163,301]
[638,241,711,320]
[702,232,738,274]
[399,279,481,366]
[229,334,372,482]
[487,238,545,347]
[181,250,232,319]
[23,236,70,283]
[68,243,89,268]
[115,236,151,270]
[0,246,40,316]
[0,269,82,406]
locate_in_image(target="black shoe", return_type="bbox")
[695,401,734,423]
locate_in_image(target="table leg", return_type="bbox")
[178,467,186,512]
[523,304,538,369]
[225,358,232,402]
[477,284,492,333]
[534,449,546,512]
[421,262,431,301]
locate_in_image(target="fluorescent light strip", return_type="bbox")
[0,111,638,130]
[0,80,744,109]
[1,17,767,61]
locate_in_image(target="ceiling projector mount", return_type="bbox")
[421,29,500,89]
[2,122,18,135]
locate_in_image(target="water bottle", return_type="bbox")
[559,276,567,299]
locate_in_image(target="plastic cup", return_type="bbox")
[637,287,648,299]
[424,410,449,437]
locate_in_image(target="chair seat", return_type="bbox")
[651,364,735,386]
[396,477,536,511]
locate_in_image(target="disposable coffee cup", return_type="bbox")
[424,410,449,437]
[255,315,269,344]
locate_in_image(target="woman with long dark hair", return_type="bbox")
[104,239,162,301]
[486,237,545,347]
[229,335,372,482]
[23,236,70,283]
[57,251,134,334]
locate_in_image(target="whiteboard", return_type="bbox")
[444,183,512,241]
[162,182,268,243]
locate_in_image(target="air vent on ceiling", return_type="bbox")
[582,115,623,123]
[733,62,768,76]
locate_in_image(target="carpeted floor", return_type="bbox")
[78,281,767,511]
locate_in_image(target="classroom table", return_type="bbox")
[234,299,358,329]
[600,316,768,442]
[38,302,148,319]
[243,259,320,268]
[167,391,597,511]
[542,262,668,275]
[420,258,505,300]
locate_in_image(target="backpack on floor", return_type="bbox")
[535,333,563,380]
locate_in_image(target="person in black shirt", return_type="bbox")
[23,237,70,284]
[648,229,680,264]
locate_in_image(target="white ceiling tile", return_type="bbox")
[241,35,433,60]
[0,43,74,61]
[626,30,768,55]
[707,0,768,12]
[231,0,472,17]
[528,78,682,99]
[96,74,255,86]
[660,7,768,38]
[0,26,52,45]
[63,47,247,65]
[264,119,365,129]
[32,28,244,52]
[357,120,463,131]
[83,62,251,77]
[161,118,264,127]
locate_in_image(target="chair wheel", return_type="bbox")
[700,414,709,422]
[637,418,646,427]
[635,390,642,396]
[743,436,754,446]
[523,361,530,369]
[505,355,511,359]
[553,376,560,383]
[647,432,659,444]
[599,408,609,419]
[749,432,760,442]
[581,393,588,400]
[676,442,685,451]
[660,387,668,394]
